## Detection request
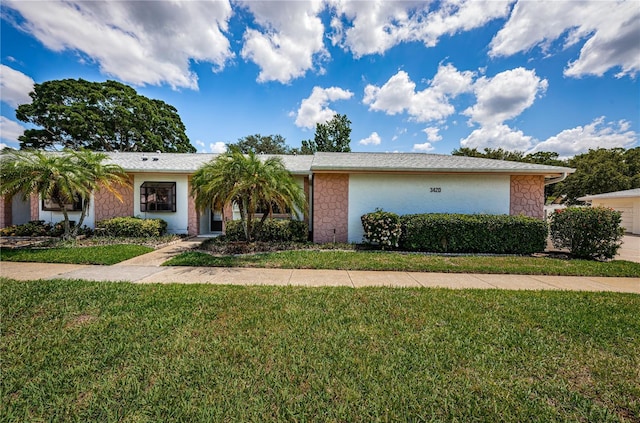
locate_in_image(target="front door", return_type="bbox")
[210,209,223,232]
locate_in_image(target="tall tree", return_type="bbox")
[300,114,352,154]
[16,79,196,153]
[0,149,130,239]
[229,134,292,154]
[191,147,306,241]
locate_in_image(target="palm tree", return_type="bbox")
[191,147,306,241]
[0,149,129,240]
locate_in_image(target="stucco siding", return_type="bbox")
[133,173,190,234]
[39,197,96,228]
[348,174,510,243]
[313,173,349,243]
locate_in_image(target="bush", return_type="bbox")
[0,220,92,237]
[224,219,308,242]
[549,206,624,260]
[96,217,168,237]
[399,213,547,255]
[0,220,51,237]
[361,209,401,249]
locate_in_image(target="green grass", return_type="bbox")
[0,244,154,265]
[2,279,639,422]
[164,250,640,277]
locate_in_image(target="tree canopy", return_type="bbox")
[300,114,352,154]
[16,79,196,153]
[561,148,640,204]
[228,134,292,154]
[0,149,130,239]
[191,147,306,241]
[451,147,564,166]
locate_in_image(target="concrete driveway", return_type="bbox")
[618,235,640,263]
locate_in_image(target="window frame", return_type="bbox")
[140,181,177,213]
[42,189,83,212]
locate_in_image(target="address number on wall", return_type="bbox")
[430,187,442,193]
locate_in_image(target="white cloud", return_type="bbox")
[464,67,547,126]
[4,0,234,89]
[240,0,327,83]
[460,123,533,151]
[363,64,475,122]
[490,0,640,78]
[413,142,435,152]
[209,142,227,153]
[330,0,512,57]
[528,117,637,158]
[294,86,353,129]
[359,132,381,146]
[0,116,26,145]
[423,127,442,142]
[0,65,35,108]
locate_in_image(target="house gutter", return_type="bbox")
[544,172,569,186]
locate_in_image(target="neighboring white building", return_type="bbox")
[579,188,640,235]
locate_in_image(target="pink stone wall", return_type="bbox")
[187,178,199,236]
[0,196,11,228]
[30,193,39,221]
[303,176,310,226]
[94,178,134,222]
[510,175,545,219]
[313,173,349,243]
[222,203,233,232]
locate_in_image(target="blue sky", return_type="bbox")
[1,0,638,158]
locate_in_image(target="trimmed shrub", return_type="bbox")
[96,216,168,237]
[361,209,401,249]
[0,220,92,237]
[224,219,308,242]
[399,213,547,255]
[549,206,624,260]
[0,220,51,237]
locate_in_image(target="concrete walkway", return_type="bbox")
[1,238,638,293]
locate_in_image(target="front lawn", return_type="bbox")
[164,250,640,277]
[0,244,153,265]
[2,279,638,422]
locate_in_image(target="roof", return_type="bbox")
[578,188,640,201]
[103,152,315,175]
[310,152,575,176]
[8,150,574,177]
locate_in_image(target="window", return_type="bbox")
[255,202,290,216]
[42,188,83,211]
[140,182,176,212]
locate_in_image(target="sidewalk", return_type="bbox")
[1,238,638,293]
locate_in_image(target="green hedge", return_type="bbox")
[549,206,624,260]
[0,220,92,237]
[224,219,308,242]
[96,217,168,237]
[398,213,548,254]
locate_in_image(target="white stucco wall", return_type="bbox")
[133,173,189,234]
[348,174,511,243]
[39,197,95,228]
[230,175,308,221]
